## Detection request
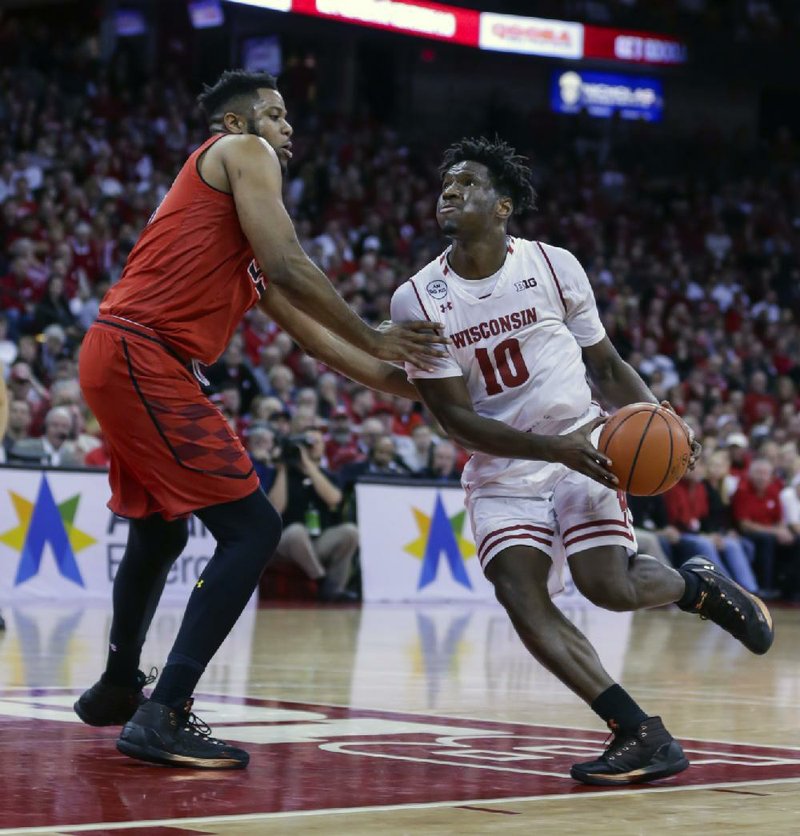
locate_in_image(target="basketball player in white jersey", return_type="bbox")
[391,136,774,785]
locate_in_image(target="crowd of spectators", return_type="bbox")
[2,12,800,600]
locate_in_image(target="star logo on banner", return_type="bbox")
[0,476,96,587]
[403,493,476,590]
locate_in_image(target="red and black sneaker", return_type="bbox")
[74,668,156,727]
[679,556,774,655]
[571,717,689,786]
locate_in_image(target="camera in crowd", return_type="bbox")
[275,433,313,466]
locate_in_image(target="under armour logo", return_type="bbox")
[440,301,453,313]
[196,579,204,589]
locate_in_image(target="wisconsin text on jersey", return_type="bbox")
[449,308,539,348]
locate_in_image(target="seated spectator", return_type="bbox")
[743,371,778,429]
[325,409,362,472]
[206,340,259,414]
[724,432,751,487]
[628,493,706,569]
[33,275,78,336]
[732,458,800,599]
[2,398,32,461]
[8,362,48,419]
[340,433,412,491]
[399,422,436,473]
[246,424,286,507]
[391,396,424,436]
[252,344,283,395]
[704,450,760,592]
[0,313,17,367]
[267,364,296,405]
[8,405,83,467]
[271,429,359,603]
[663,469,734,578]
[418,439,462,483]
[37,324,71,385]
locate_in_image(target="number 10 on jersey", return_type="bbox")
[475,338,530,395]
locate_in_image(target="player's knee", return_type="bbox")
[491,573,547,618]
[251,499,282,560]
[163,522,189,561]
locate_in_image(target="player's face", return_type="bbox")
[437,161,501,238]
[249,88,293,172]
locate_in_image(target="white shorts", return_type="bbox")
[466,467,637,597]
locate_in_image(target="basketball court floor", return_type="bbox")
[0,599,798,834]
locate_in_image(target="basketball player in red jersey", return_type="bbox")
[391,137,774,786]
[74,70,446,769]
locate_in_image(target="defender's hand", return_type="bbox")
[372,321,450,371]
[550,416,618,488]
[660,400,701,469]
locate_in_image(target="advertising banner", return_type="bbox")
[478,12,583,59]
[551,69,664,121]
[0,467,247,606]
[356,480,609,607]
[294,0,479,45]
[583,26,687,65]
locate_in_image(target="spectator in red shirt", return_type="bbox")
[733,458,800,598]
[391,395,424,436]
[743,371,778,429]
[325,409,362,472]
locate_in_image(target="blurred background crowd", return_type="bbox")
[2,0,800,601]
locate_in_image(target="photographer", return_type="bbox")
[273,428,359,603]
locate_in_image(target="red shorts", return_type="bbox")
[79,318,259,520]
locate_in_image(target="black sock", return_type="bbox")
[591,684,648,734]
[676,567,701,610]
[150,659,204,710]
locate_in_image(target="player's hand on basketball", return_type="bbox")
[373,320,450,371]
[660,400,701,469]
[552,416,619,488]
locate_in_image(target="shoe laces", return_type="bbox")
[601,721,644,762]
[142,666,158,687]
[176,699,224,745]
[695,580,746,628]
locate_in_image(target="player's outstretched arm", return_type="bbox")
[221,135,447,370]
[414,375,618,488]
[259,284,419,400]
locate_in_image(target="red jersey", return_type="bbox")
[100,135,265,364]
[732,478,783,526]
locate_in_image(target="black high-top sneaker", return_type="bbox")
[679,556,774,655]
[117,699,249,769]
[571,717,689,786]
[74,668,157,726]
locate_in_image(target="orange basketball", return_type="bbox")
[598,403,691,496]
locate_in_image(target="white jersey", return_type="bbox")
[390,238,606,497]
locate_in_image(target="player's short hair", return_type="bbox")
[197,69,278,124]
[440,136,536,215]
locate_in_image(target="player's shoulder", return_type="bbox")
[392,252,447,300]
[529,239,583,269]
[211,133,277,165]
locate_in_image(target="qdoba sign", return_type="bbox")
[479,12,583,59]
